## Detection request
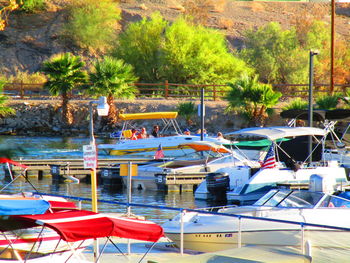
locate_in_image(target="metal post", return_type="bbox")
[200,88,205,141]
[180,209,184,255]
[89,102,98,212]
[330,0,335,94]
[89,101,99,262]
[238,216,242,248]
[127,162,132,216]
[301,223,305,254]
[308,50,318,163]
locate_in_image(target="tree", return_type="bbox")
[41,53,87,125]
[87,57,138,124]
[226,74,281,126]
[64,0,121,51]
[162,17,251,85]
[240,22,308,84]
[113,13,251,90]
[113,12,167,83]
[0,0,21,30]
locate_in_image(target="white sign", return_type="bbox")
[83,144,97,169]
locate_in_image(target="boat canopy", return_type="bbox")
[226,126,327,141]
[0,198,50,215]
[178,141,232,153]
[119,112,178,121]
[8,210,164,242]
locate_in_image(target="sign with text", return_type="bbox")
[83,144,97,169]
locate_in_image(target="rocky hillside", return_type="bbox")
[0,0,349,75]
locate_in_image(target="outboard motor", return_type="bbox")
[206,172,230,202]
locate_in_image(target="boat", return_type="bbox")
[163,175,350,256]
[124,141,259,191]
[281,109,350,165]
[194,126,348,204]
[0,209,164,262]
[98,112,230,157]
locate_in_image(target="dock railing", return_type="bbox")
[35,192,350,257]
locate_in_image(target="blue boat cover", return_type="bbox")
[0,199,50,215]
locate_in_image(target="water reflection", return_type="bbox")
[0,136,219,224]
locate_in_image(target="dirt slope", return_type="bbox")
[0,0,349,75]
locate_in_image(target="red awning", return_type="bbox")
[12,210,164,242]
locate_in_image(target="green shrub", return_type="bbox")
[20,0,46,13]
[7,70,46,84]
[315,94,341,110]
[64,0,121,51]
[177,101,197,126]
[282,98,308,110]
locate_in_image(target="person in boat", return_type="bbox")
[151,125,160,138]
[216,132,224,139]
[196,129,207,137]
[130,129,138,140]
[137,127,148,139]
[183,128,191,135]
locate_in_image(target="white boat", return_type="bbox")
[195,126,348,204]
[0,210,164,262]
[98,112,230,157]
[163,176,350,255]
[127,141,260,191]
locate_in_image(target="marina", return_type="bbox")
[1,134,350,262]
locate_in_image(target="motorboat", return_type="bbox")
[98,112,230,157]
[124,141,260,191]
[163,175,350,256]
[195,126,348,204]
[0,209,164,262]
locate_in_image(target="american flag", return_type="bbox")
[261,143,276,169]
[154,144,165,159]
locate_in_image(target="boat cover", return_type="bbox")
[178,141,232,153]
[0,198,50,215]
[119,112,178,120]
[10,210,164,242]
[0,157,28,168]
[225,126,327,141]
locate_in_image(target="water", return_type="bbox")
[0,136,211,224]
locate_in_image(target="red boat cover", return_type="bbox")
[0,158,28,168]
[12,210,164,242]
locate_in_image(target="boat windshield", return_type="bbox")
[254,190,332,208]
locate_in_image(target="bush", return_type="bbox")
[63,0,121,51]
[282,98,308,110]
[315,94,341,110]
[20,0,46,13]
[6,70,46,84]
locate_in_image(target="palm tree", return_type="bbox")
[176,101,197,126]
[226,74,281,126]
[41,53,87,125]
[87,57,138,124]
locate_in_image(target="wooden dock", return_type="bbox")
[155,172,209,192]
[4,158,154,180]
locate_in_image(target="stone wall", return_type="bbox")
[0,99,283,136]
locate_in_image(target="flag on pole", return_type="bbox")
[154,144,165,159]
[261,143,276,169]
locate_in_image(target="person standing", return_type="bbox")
[151,125,160,138]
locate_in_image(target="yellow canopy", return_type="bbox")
[119,112,178,121]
